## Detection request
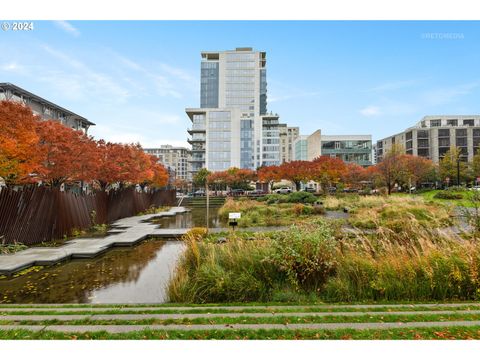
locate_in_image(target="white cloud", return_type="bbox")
[54,21,80,37]
[359,105,381,117]
[421,82,479,106]
[40,45,131,102]
[369,79,419,92]
[0,62,26,75]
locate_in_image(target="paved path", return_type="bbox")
[0,207,189,275]
[2,303,480,336]
[1,302,479,312]
[3,309,480,322]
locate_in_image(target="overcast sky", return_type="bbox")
[1,21,479,147]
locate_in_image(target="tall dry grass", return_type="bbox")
[168,197,479,303]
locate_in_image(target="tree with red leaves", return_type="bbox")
[278,160,311,191]
[311,156,347,194]
[342,162,369,189]
[257,165,282,192]
[36,120,98,187]
[0,100,41,186]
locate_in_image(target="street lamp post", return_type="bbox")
[205,179,209,234]
[457,156,460,186]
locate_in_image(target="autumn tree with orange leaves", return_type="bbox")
[207,167,256,190]
[0,101,41,186]
[311,156,347,194]
[257,165,282,192]
[36,120,99,187]
[342,162,369,189]
[0,100,168,190]
[278,160,311,191]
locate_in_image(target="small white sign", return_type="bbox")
[229,212,241,219]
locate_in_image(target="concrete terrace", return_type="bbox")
[0,207,190,276]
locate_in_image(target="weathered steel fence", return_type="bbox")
[0,186,176,245]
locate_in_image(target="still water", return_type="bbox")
[0,240,184,304]
[0,207,225,304]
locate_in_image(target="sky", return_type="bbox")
[1,20,479,147]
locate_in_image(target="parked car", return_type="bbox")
[304,186,316,193]
[193,190,205,197]
[228,189,245,196]
[274,187,292,194]
[249,189,266,196]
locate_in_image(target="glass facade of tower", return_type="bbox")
[294,138,308,161]
[200,62,219,108]
[187,48,283,176]
[224,52,257,115]
[321,140,372,166]
[260,69,267,115]
[240,119,254,168]
[207,111,231,171]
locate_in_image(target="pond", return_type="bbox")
[0,207,226,304]
[0,240,184,304]
[0,205,347,304]
[154,206,224,229]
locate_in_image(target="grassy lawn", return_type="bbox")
[393,189,477,207]
[1,326,480,340]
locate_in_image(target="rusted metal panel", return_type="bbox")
[0,187,176,245]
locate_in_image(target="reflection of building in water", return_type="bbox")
[0,241,180,304]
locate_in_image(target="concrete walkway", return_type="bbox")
[1,302,480,312]
[3,309,480,322]
[0,207,189,276]
[2,303,480,335]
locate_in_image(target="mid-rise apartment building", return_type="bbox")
[186,47,286,176]
[279,125,299,163]
[293,130,372,166]
[143,145,192,182]
[376,115,480,163]
[0,82,94,133]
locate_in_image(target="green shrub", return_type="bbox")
[269,218,337,291]
[259,191,317,204]
[434,190,464,200]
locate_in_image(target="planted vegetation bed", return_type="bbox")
[217,193,325,228]
[168,196,480,304]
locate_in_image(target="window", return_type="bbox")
[430,119,441,127]
[417,139,429,148]
[438,129,450,137]
[417,130,429,139]
[464,119,475,126]
[447,119,458,127]
[439,138,450,147]
[418,148,429,158]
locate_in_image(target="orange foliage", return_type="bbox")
[36,120,98,187]
[0,100,41,185]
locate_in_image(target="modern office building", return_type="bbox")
[376,115,480,163]
[186,47,285,175]
[293,135,308,161]
[293,130,372,166]
[0,82,94,133]
[143,145,192,182]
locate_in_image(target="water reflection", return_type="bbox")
[154,206,224,229]
[0,240,184,304]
